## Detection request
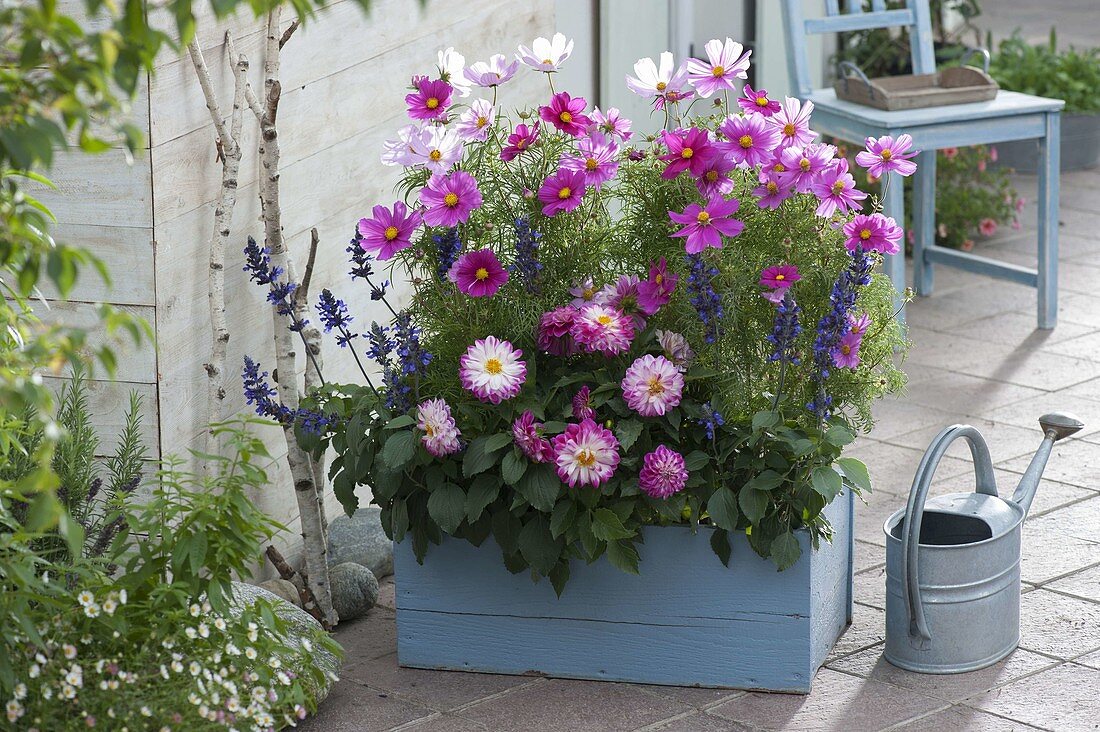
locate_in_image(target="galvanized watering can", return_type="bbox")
[884,413,1084,673]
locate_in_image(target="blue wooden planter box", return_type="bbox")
[394,490,854,693]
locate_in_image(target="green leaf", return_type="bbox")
[707,486,739,531]
[837,457,872,493]
[382,430,417,469]
[549,561,571,597]
[427,483,466,534]
[684,450,711,471]
[752,410,781,431]
[491,509,522,556]
[517,515,562,575]
[516,462,561,512]
[710,529,732,566]
[745,469,785,492]
[463,436,504,477]
[464,474,500,523]
[614,419,644,451]
[606,539,640,574]
[738,485,770,524]
[590,507,633,541]
[384,415,416,429]
[811,466,844,501]
[485,432,514,452]
[770,531,802,571]
[549,500,577,539]
[391,498,409,543]
[501,449,527,486]
[825,424,856,447]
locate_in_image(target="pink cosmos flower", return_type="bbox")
[753,175,793,210]
[538,168,586,216]
[669,196,744,254]
[448,248,508,297]
[551,419,620,489]
[626,52,694,109]
[777,143,835,193]
[832,332,862,369]
[571,304,635,356]
[572,385,596,420]
[856,134,919,178]
[760,289,785,305]
[405,76,453,122]
[421,170,483,227]
[695,155,736,198]
[738,83,781,117]
[513,410,554,463]
[464,54,520,87]
[811,158,868,218]
[658,128,718,179]
[455,99,496,141]
[719,113,783,168]
[459,336,526,404]
[381,124,424,167]
[562,133,619,189]
[406,124,465,173]
[849,312,871,335]
[517,33,574,72]
[589,107,633,141]
[621,354,684,417]
[685,37,751,98]
[637,257,678,313]
[357,201,421,261]
[979,217,998,237]
[501,121,540,161]
[539,92,591,137]
[771,97,817,149]
[537,306,579,356]
[843,213,903,255]
[569,278,600,308]
[416,398,462,457]
[656,330,694,371]
[759,264,800,290]
[638,445,689,499]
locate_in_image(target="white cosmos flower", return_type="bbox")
[406,125,464,173]
[626,51,676,98]
[516,32,573,72]
[464,54,520,87]
[456,99,496,142]
[437,47,470,98]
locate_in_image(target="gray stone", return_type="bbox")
[329,562,379,622]
[230,582,340,701]
[258,578,301,607]
[327,506,394,578]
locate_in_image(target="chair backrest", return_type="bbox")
[779,0,936,97]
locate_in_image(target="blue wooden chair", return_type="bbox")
[779,0,1064,328]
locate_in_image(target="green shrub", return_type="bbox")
[989,30,1100,114]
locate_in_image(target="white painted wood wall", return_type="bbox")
[37,0,555,568]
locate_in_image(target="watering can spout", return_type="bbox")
[1010,412,1084,517]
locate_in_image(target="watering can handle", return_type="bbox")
[901,425,997,647]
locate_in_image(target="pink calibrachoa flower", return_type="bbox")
[759,264,800,290]
[719,113,782,168]
[589,106,633,141]
[357,201,421,261]
[517,32,574,72]
[979,217,999,237]
[407,124,465,172]
[537,306,579,356]
[569,277,600,308]
[695,155,736,198]
[777,143,835,193]
[771,96,817,149]
[657,330,694,370]
[538,168,587,216]
[685,37,751,98]
[562,133,619,189]
[811,158,868,218]
[572,385,596,420]
[539,91,591,137]
[621,354,684,417]
[405,76,453,121]
[669,196,744,254]
[500,121,540,161]
[513,410,554,463]
[571,303,635,356]
[638,445,689,499]
[464,54,520,87]
[753,175,793,210]
[421,170,483,227]
[637,257,678,313]
[658,128,718,179]
[552,419,620,489]
[455,99,496,141]
[459,336,526,404]
[738,83,781,117]
[856,134,919,178]
[416,398,462,457]
[626,52,694,109]
[843,213,903,255]
[832,332,862,369]
[449,248,508,297]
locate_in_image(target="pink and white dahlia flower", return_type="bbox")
[571,304,635,356]
[551,419,620,488]
[513,410,554,463]
[459,336,526,404]
[416,398,462,457]
[621,354,684,417]
[537,306,578,356]
[638,445,689,499]
[656,330,694,371]
[572,385,596,420]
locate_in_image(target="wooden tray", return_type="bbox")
[835,66,999,111]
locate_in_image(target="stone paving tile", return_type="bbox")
[928,465,1097,519]
[944,311,1096,348]
[637,685,745,711]
[962,663,1100,732]
[1073,649,1100,671]
[334,607,398,662]
[1019,500,1100,585]
[645,711,756,731]
[999,439,1100,489]
[891,705,1047,731]
[295,679,434,732]
[1040,331,1100,363]
[827,603,886,663]
[847,440,972,499]
[905,282,1035,333]
[978,393,1100,441]
[707,669,943,732]
[1018,590,1100,659]
[854,539,885,574]
[950,346,1100,394]
[457,678,694,732]
[854,489,907,547]
[895,367,1047,420]
[1062,376,1100,403]
[888,421,1051,464]
[868,398,956,442]
[397,714,490,731]
[854,567,887,610]
[826,647,1056,703]
[1037,292,1100,329]
[1046,564,1100,603]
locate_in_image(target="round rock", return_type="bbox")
[326,506,393,578]
[329,562,379,622]
[257,578,301,607]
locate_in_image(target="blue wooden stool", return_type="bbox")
[780,0,1064,328]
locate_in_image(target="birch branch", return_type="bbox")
[265,545,323,624]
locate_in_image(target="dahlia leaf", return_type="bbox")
[382,430,417,469]
[501,449,528,486]
[770,531,802,571]
[811,466,844,501]
[614,418,644,451]
[590,507,633,541]
[707,486,739,531]
[516,462,560,512]
[384,415,416,430]
[684,450,711,471]
[837,457,872,494]
[710,528,732,567]
[606,539,640,575]
[427,482,466,534]
[518,515,562,575]
[738,486,769,524]
[464,474,501,523]
[549,500,577,539]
